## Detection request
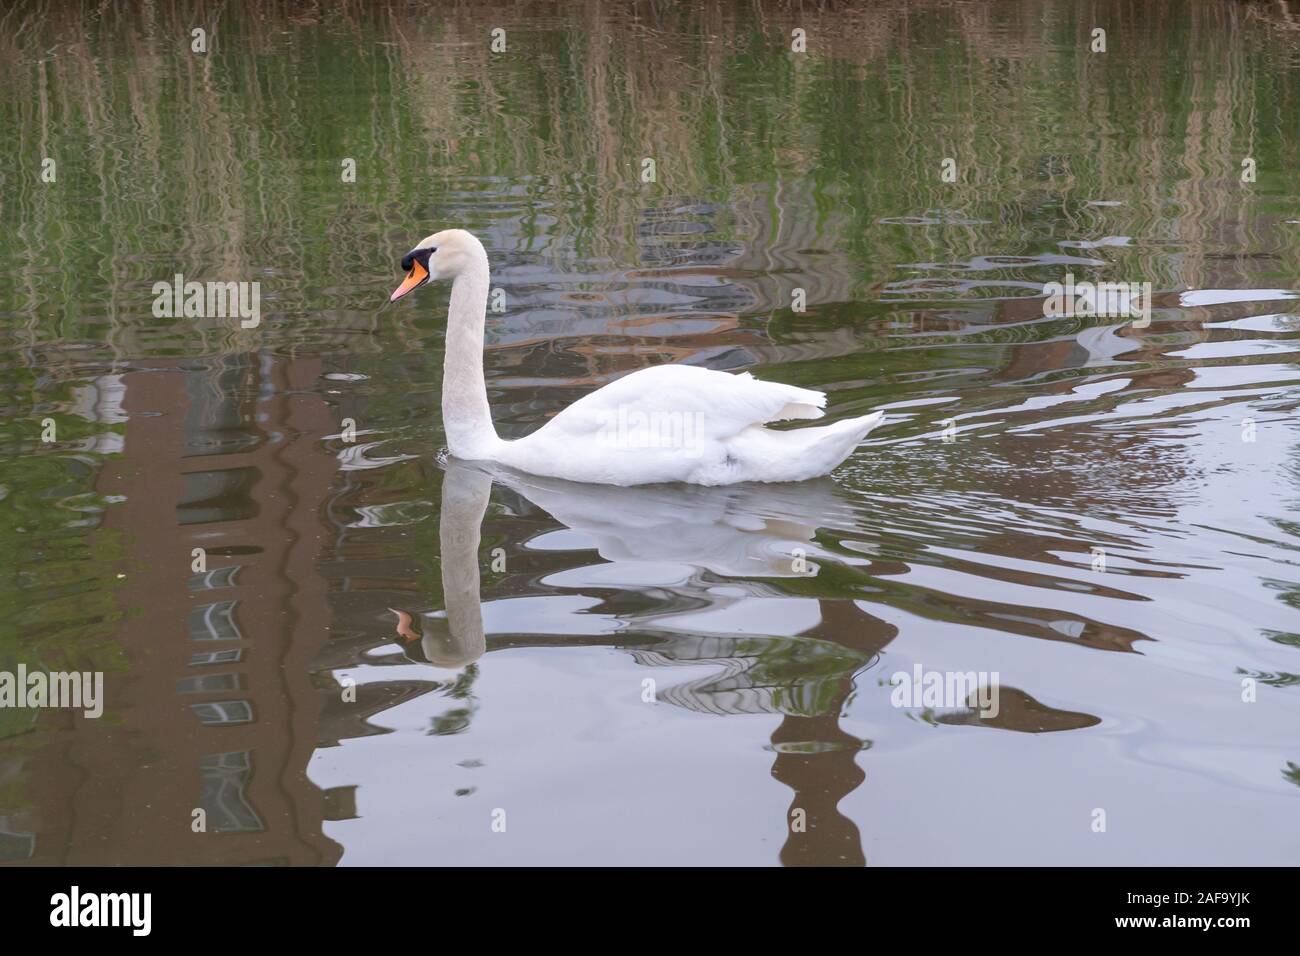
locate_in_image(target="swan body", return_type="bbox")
[390,229,885,486]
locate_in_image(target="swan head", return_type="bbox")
[390,228,485,302]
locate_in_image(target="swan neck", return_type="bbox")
[442,251,499,459]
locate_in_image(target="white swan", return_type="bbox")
[390,229,886,486]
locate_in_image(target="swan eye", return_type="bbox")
[400,247,436,272]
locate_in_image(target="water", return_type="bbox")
[2,0,1299,866]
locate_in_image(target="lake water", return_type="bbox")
[2,0,1299,866]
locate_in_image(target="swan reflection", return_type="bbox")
[386,459,1098,865]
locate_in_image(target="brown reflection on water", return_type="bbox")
[768,601,885,867]
[18,356,342,865]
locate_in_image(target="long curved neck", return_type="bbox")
[442,250,500,459]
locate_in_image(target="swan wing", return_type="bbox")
[537,364,826,443]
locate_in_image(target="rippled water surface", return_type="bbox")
[3,0,1300,865]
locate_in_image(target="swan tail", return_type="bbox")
[727,411,886,483]
[800,411,886,474]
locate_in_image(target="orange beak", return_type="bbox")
[389,607,421,643]
[390,259,429,302]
